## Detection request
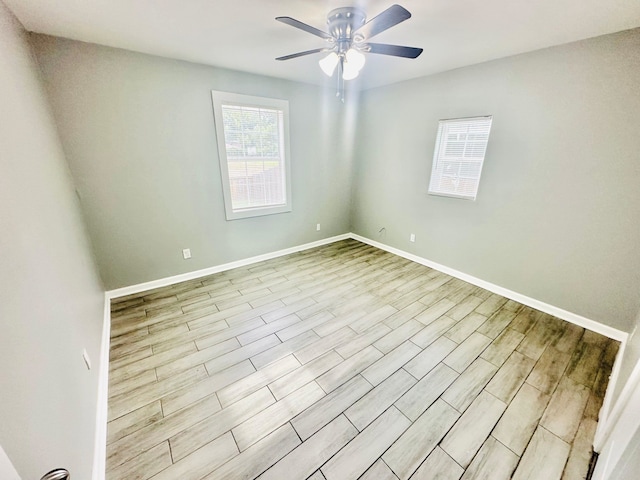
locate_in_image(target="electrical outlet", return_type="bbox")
[410,233,416,243]
[316,223,321,231]
[82,349,91,370]
[182,248,191,259]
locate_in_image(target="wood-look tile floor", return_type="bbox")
[106,239,618,480]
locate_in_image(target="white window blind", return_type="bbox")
[428,116,493,200]
[212,91,292,220]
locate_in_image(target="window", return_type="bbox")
[428,116,493,200]
[211,91,292,220]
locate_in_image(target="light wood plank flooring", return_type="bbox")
[106,239,618,480]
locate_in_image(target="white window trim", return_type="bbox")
[428,115,493,201]
[211,91,292,220]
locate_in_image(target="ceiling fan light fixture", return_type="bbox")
[345,48,365,72]
[277,5,421,95]
[342,64,360,80]
[342,48,365,80]
[319,52,339,76]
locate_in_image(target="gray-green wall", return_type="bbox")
[0,3,105,479]
[28,29,640,332]
[32,36,354,290]
[29,30,639,330]
[350,29,640,332]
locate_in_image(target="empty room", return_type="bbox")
[1,1,640,479]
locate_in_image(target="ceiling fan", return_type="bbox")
[275,4,422,95]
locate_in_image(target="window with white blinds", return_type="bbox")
[211,91,292,220]
[428,116,493,200]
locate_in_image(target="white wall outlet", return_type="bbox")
[82,349,91,370]
[410,233,416,242]
[316,223,321,231]
[182,248,191,259]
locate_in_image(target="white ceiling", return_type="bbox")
[5,0,640,89]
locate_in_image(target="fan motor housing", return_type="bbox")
[326,7,366,42]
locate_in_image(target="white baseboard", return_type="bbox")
[92,293,111,480]
[107,234,351,299]
[351,233,627,342]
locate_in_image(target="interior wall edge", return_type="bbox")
[593,341,640,449]
[592,367,640,479]
[91,294,111,480]
[593,339,628,450]
[1,3,106,478]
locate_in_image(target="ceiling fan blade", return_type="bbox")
[276,48,330,61]
[366,43,423,58]
[354,4,412,40]
[276,16,334,40]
